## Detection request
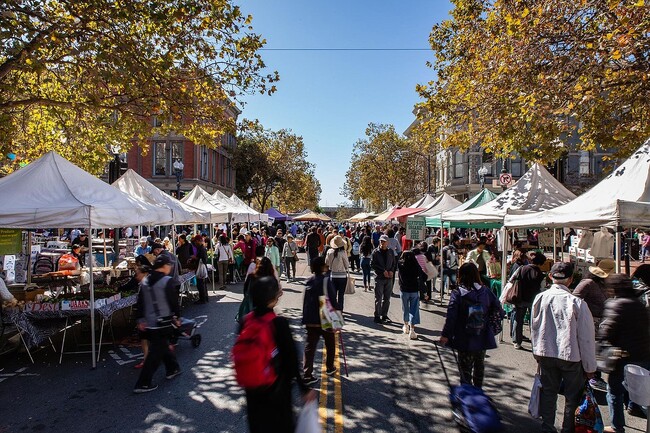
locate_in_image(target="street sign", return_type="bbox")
[499,173,512,186]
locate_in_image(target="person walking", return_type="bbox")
[264,238,281,277]
[360,236,373,292]
[398,250,427,340]
[466,241,491,283]
[274,229,287,279]
[216,235,233,290]
[439,263,502,388]
[325,235,350,312]
[441,237,459,297]
[239,276,314,433]
[302,256,339,384]
[349,231,361,273]
[372,234,396,324]
[510,252,547,350]
[598,274,650,433]
[531,262,596,433]
[305,226,321,263]
[133,254,181,393]
[281,234,299,282]
[189,235,209,304]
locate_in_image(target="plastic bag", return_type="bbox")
[574,384,604,433]
[528,373,542,419]
[295,400,320,433]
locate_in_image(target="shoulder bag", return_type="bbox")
[195,259,208,279]
[502,267,522,305]
[345,274,356,294]
[319,277,344,331]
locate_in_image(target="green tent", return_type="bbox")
[425,189,499,228]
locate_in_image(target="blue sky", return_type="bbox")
[238,1,453,207]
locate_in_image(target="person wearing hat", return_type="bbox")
[135,236,151,257]
[133,254,182,393]
[531,261,596,433]
[574,258,614,326]
[371,234,396,323]
[510,252,547,350]
[325,235,350,311]
[598,274,650,433]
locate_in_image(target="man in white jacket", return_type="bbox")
[531,262,597,433]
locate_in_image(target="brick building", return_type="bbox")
[124,106,240,197]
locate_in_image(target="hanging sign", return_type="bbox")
[406,218,426,241]
[0,229,22,255]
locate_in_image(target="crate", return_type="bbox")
[25,288,46,301]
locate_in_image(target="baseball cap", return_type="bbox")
[140,236,148,243]
[379,235,389,242]
[550,262,574,279]
[152,254,172,269]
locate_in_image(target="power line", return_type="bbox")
[259,48,430,51]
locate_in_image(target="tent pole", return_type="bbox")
[500,227,508,343]
[27,231,33,285]
[553,229,557,262]
[615,231,621,273]
[103,236,107,268]
[88,226,96,369]
[210,223,215,292]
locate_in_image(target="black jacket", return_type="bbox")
[398,259,427,293]
[598,296,650,363]
[176,242,192,269]
[302,274,340,325]
[371,247,395,280]
[517,264,545,303]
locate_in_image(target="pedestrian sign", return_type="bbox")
[499,173,512,186]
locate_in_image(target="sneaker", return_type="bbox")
[133,384,158,393]
[382,317,392,324]
[627,405,647,419]
[589,378,608,392]
[513,342,523,350]
[303,376,319,386]
[409,329,418,340]
[402,324,410,334]
[134,361,144,369]
[166,369,182,380]
[326,368,337,376]
[374,316,382,324]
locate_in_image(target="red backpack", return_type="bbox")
[232,311,278,388]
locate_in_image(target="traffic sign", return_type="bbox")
[499,173,512,186]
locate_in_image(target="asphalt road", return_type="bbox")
[0,253,646,433]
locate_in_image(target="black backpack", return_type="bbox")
[462,293,486,336]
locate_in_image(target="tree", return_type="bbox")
[417,0,650,162]
[344,123,423,211]
[335,205,358,222]
[0,0,278,175]
[233,120,321,212]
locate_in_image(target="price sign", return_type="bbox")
[499,173,513,186]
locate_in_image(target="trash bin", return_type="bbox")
[624,364,650,406]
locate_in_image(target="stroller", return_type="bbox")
[170,317,202,348]
[434,342,502,433]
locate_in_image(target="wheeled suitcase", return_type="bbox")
[434,342,503,433]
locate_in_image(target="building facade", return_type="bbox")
[124,106,240,197]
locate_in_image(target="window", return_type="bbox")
[200,146,209,179]
[152,116,163,127]
[481,150,494,176]
[221,155,227,186]
[154,141,184,176]
[511,157,523,177]
[212,151,217,183]
[226,157,233,187]
[579,150,591,176]
[454,150,464,178]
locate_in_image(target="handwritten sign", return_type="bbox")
[406,219,426,241]
[0,229,22,255]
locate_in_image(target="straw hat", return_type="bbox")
[330,235,345,249]
[589,258,616,279]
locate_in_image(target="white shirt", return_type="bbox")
[531,284,597,373]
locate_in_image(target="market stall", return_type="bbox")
[0,151,171,367]
[406,193,462,241]
[293,210,332,222]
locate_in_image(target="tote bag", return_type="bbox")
[319,277,344,331]
[528,371,542,419]
[345,274,356,294]
[195,259,208,279]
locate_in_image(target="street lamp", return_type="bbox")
[173,159,184,199]
[246,186,253,206]
[478,165,489,189]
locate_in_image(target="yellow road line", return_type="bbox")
[319,346,329,432]
[334,333,344,433]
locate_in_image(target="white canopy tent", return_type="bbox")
[504,140,650,229]
[211,190,258,223]
[0,151,174,367]
[181,186,231,223]
[113,169,210,225]
[443,163,577,226]
[229,194,268,223]
[411,193,462,218]
[409,193,437,209]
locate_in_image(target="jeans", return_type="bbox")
[400,291,420,325]
[303,326,335,379]
[458,350,486,388]
[360,257,372,287]
[537,357,585,433]
[284,257,296,279]
[332,276,347,312]
[374,278,393,318]
[511,302,532,345]
[442,268,457,295]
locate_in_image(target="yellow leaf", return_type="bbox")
[521,8,530,18]
[612,49,622,60]
[634,0,644,6]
